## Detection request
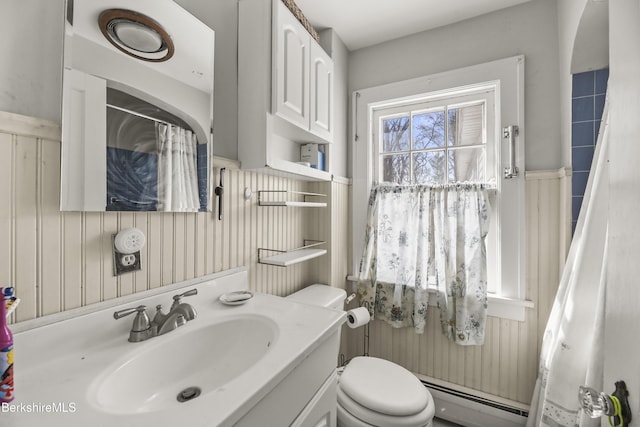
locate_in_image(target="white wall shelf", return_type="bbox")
[258,241,327,267]
[258,190,327,207]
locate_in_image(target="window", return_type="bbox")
[351,56,528,320]
[373,90,494,186]
[371,88,500,295]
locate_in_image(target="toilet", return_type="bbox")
[287,284,435,427]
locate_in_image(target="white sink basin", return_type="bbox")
[7,267,345,427]
[89,315,278,414]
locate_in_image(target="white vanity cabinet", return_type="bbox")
[239,0,334,181]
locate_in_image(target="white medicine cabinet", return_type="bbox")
[60,0,215,212]
[238,0,334,181]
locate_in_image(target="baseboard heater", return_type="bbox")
[422,381,529,427]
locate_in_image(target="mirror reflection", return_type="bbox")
[61,0,215,212]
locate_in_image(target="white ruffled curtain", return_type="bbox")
[356,183,491,344]
[156,123,200,212]
[527,102,610,426]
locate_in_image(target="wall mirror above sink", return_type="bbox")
[61,0,215,212]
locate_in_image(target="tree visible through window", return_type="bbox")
[377,98,487,185]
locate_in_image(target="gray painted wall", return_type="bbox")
[0,0,64,123]
[348,0,562,172]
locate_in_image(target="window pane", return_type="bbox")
[448,103,484,147]
[382,116,410,152]
[413,151,446,184]
[382,154,411,184]
[412,110,445,149]
[448,147,485,182]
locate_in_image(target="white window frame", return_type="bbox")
[351,56,531,321]
[372,89,495,188]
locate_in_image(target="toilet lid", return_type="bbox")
[339,357,429,416]
[338,387,434,427]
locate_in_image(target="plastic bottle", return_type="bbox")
[0,287,14,402]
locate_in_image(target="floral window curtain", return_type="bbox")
[356,183,491,344]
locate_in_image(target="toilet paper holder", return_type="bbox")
[345,293,356,304]
[339,296,371,366]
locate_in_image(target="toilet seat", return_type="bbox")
[337,387,434,427]
[340,357,429,415]
[337,357,434,427]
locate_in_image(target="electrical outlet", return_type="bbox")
[121,254,137,266]
[113,250,141,275]
[112,235,142,276]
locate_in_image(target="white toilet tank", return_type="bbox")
[286,284,346,311]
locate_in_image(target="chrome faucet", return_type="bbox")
[114,289,198,342]
[152,289,198,335]
[170,289,198,321]
[113,305,153,342]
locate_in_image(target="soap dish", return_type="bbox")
[219,291,254,306]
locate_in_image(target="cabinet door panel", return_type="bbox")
[274,3,309,129]
[309,43,333,142]
[61,68,107,211]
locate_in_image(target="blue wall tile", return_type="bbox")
[594,94,606,123]
[572,171,590,197]
[572,197,583,222]
[572,121,595,147]
[572,146,595,172]
[595,69,609,95]
[594,120,602,143]
[572,71,595,97]
[571,68,608,235]
[572,97,594,122]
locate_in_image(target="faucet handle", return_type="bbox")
[113,305,151,332]
[114,305,146,319]
[171,288,198,309]
[174,289,198,300]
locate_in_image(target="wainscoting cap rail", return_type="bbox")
[0,111,61,141]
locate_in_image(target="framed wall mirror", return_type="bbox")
[61,0,215,212]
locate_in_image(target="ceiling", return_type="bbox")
[295,0,533,51]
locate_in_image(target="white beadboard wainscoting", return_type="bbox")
[1,111,570,410]
[0,111,349,324]
[343,168,572,408]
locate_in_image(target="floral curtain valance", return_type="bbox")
[356,183,492,345]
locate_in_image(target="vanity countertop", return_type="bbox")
[4,268,345,427]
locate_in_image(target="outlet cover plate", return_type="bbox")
[112,235,141,276]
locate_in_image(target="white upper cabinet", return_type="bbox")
[309,42,333,141]
[238,0,334,181]
[272,2,333,141]
[273,3,310,130]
